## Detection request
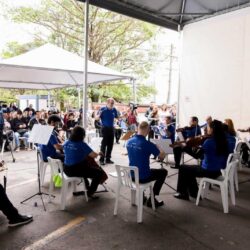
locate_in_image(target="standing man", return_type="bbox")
[96,98,118,165]
[126,121,168,207]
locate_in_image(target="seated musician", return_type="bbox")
[174,120,231,200]
[160,116,175,143]
[39,115,64,162]
[200,116,213,135]
[63,126,107,198]
[126,121,167,207]
[224,118,236,137]
[172,116,202,169]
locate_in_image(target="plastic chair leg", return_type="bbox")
[49,175,54,203]
[61,182,68,210]
[137,190,143,223]
[82,179,88,202]
[234,168,239,192]
[229,180,236,206]
[114,185,121,216]
[196,180,204,206]
[131,189,136,206]
[221,184,228,213]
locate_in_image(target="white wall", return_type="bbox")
[180,7,250,128]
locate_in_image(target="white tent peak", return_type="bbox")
[0,43,132,90]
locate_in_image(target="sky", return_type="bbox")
[0,0,179,104]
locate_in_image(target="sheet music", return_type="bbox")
[28,124,54,145]
[151,139,173,154]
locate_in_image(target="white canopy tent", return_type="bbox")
[0,43,132,90]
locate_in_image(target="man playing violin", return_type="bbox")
[172,116,202,169]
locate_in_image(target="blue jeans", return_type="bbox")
[14,132,29,147]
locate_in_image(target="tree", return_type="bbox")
[5,0,159,103]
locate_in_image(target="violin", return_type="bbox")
[170,135,211,148]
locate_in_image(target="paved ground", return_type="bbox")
[0,143,250,250]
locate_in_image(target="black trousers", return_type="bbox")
[100,127,114,161]
[139,169,168,196]
[241,143,249,164]
[0,184,19,221]
[173,146,203,167]
[64,160,104,195]
[176,165,221,197]
[115,128,122,143]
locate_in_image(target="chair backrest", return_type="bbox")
[226,152,240,165]
[47,157,64,179]
[234,141,243,153]
[115,165,139,188]
[89,137,102,152]
[224,159,239,182]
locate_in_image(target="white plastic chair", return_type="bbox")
[114,165,155,223]
[222,153,240,192]
[36,147,50,186]
[47,157,88,210]
[196,158,238,213]
[234,140,244,170]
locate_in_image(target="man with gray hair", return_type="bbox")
[96,98,118,165]
[126,121,168,207]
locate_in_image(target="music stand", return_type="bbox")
[151,139,177,191]
[21,124,54,211]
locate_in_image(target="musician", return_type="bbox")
[127,121,167,208]
[174,120,231,200]
[0,184,33,227]
[161,116,175,143]
[63,126,107,198]
[28,111,46,130]
[200,116,213,135]
[172,116,202,169]
[96,98,119,165]
[224,119,236,137]
[39,115,64,162]
[11,110,30,151]
[66,112,77,138]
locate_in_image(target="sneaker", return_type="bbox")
[146,198,164,208]
[9,214,33,227]
[99,161,105,166]
[106,160,114,164]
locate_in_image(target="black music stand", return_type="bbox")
[20,124,54,211]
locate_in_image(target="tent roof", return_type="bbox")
[84,0,250,30]
[0,43,132,90]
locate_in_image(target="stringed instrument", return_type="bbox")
[170,135,211,148]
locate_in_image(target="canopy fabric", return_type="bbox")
[85,0,250,30]
[0,43,131,90]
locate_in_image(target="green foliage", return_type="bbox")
[2,0,160,105]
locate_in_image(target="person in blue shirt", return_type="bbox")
[96,98,119,165]
[172,116,202,168]
[63,126,107,198]
[127,121,168,208]
[159,116,175,143]
[174,120,230,201]
[39,115,64,162]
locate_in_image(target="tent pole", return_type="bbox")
[78,87,81,109]
[82,0,89,128]
[132,78,136,103]
[48,90,51,110]
[176,27,182,128]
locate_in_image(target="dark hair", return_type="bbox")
[69,126,85,142]
[17,110,22,115]
[210,120,228,155]
[191,116,199,123]
[48,115,61,124]
[68,112,74,117]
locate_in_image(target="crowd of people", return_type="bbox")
[0,98,249,227]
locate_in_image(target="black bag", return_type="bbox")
[17,129,28,136]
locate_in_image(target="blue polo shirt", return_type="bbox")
[201,138,228,171]
[226,134,236,153]
[40,131,59,161]
[99,106,118,127]
[183,126,201,139]
[127,135,160,180]
[166,124,176,143]
[63,140,93,166]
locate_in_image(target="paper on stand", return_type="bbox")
[28,124,54,145]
